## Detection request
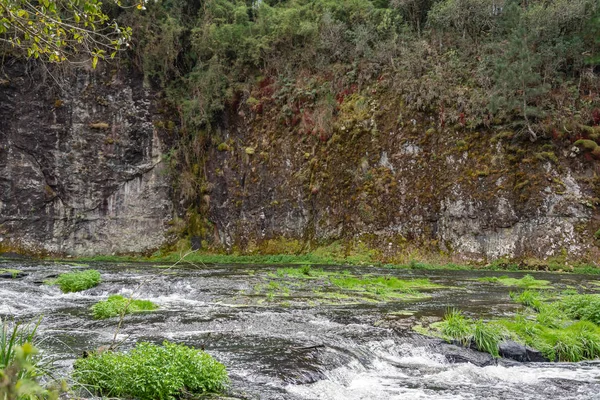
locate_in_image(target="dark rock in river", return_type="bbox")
[499,341,550,362]
[526,346,550,362]
[442,344,497,367]
[0,272,27,279]
[499,340,529,362]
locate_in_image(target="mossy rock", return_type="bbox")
[574,139,598,152]
[217,143,230,151]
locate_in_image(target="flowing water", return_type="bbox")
[1,258,600,399]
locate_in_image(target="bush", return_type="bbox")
[55,270,101,293]
[91,295,158,319]
[73,341,229,399]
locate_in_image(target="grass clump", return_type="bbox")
[477,274,552,289]
[510,290,544,311]
[497,293,600,361]
[91,295,158,319]
[473,320,501,358]
[74,341,228,399]
[559,294,600,324]
[419,292,600,362]
[1,317,40,371]
[330,276,440,293]
[54,270,101,293]
[441,309,472,346]
[0,269,22,278]
[275,265,328,278]
[435,310,502,357]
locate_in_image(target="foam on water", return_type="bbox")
[288,341,600,400]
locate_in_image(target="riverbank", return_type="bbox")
[62,250,600,275]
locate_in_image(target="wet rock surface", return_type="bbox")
[499,340,530,362]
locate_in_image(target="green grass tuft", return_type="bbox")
[559,294,600,324]
[441,309,472,346]
[510,290,544,311]
[0,269,22,278]
[54,269,101,293]
[330,276,440,292]
[0,317,40,371]
[473,320,501,357]
[418,292,600,362]
[73,341,229,399]
[91,295,158,319]
[275,265,329,278]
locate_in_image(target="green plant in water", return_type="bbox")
[478,274,551,289]
[275,266,328,279]
[54,269,101,293]
[559,294,600,324]
[473,320,501,358]
[510,290,544,311]
[91,295,158,319]
[73,341,228,400]
[330,276,439,293]
[300,264,312,276]
[0,269,21,279]
[442,309,472,346]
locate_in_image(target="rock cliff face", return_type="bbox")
[0,62,172,255]
[202,89,600,263]
[1,64,599,262]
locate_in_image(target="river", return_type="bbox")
[1,258,599,399]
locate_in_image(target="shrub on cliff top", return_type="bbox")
[73,341,229,399]
[55,270,101,293]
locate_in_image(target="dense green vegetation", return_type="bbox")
[91,295,158,319]
[74,341,229,399]
[417,292,600,362]
[53,270,101,293]
[129,0,599,128]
